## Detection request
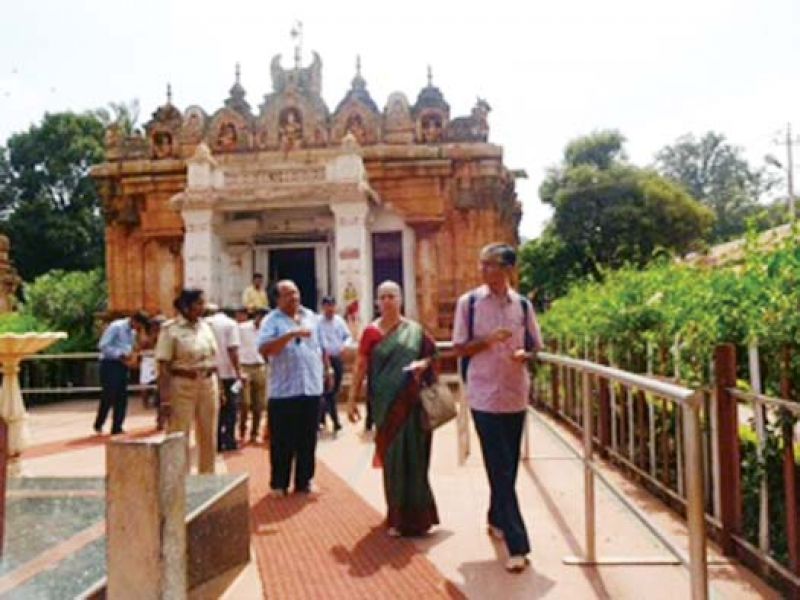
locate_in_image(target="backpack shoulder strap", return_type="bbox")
[460,291,478,382]
[467,291,478,341]
[520,295,535,352]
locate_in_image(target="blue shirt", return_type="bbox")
[317,314,352,357]
[257,307,323,398]
[99,318,135,362]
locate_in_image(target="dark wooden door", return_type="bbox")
[268,248,317,310]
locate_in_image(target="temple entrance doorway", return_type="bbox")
[268,248,318,310]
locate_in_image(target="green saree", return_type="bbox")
[369,319,439,535]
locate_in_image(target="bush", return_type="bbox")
[20,268,107,352]
[0,312,49,333]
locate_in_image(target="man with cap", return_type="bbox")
[317,295,352,435]
[452,242,543,573]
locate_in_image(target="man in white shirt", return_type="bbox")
[317,296,352,435]
[235,307,269,443]
[206,305,244,451]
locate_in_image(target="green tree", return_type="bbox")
[655,131,779,242]
[563,129,627,170]
[94,99,141,136]
[0,111,106,280]
[519,231,587,305]
[522,131,713,302]
[21,268,107,351]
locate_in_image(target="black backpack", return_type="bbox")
[459,291,535,382]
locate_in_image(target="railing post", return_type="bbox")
[548,340,560,414]
[714,343,741,555]
[683,396,709,600]
[0,418,6,557]
[780,346,800,583]
[582,369,596,562]
[597,347,611,457]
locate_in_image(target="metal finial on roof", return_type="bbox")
[356,55,362,77]
[235,62,241,84]
[291,20,303,69]
[427,65,433,87]
[166,83,173,104]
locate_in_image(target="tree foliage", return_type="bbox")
[655,131,780,242]
[540,227,800,385]
[522,130,713,303]
[0,112,106,280]
[21,268,107,351]
[94,99,141,136]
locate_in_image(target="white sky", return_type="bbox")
[1,0,799,239]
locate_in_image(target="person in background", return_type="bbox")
[138,315,166,428]
[207,304,244,452]
[258,280,330,496]
[94,311,150,435]
[317,296,352,436]
[236,306,269,444]
[452,243,542,573]
[242,272,269,312]
[156,289,219,473]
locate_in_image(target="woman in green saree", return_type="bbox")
[346,280,439,537]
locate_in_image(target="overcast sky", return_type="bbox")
[1,0,798,239]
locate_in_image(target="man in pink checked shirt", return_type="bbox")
[452,242,543,573]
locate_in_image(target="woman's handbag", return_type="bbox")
[420,379,457,431]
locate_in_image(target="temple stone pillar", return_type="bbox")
[175,143,225,304]
[182,209,223,304]
[328,135,374,333]
[410,221,443,333]
[331,201,372,334]
[221,243,252,308]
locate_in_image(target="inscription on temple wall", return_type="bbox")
[225,166,325,188]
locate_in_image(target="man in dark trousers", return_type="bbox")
[258,280,330,496]
[94,311,150,435]
[452,243,542,573]
[317,296,352,436]
[206,304,244,452]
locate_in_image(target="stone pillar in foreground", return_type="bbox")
[0,418,7,556]
[107,433,187,599]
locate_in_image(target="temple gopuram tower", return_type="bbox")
[92,54,523,337]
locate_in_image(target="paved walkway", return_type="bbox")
[224,446,462,599]
[14,398,780,599]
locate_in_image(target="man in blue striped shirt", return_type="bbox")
[258,280,330,496]
[94,311,150,435]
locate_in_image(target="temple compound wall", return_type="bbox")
[92,54,522,338]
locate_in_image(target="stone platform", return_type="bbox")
[0,474,248,598]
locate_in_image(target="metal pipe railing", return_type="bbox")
[728,387,800,415]
[537,351,708,600]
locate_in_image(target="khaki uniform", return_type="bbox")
[155,316,219,473]
[240,363,269,439]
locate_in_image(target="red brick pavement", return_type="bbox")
[224,445,464,600]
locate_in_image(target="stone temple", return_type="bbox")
[92,53,523,336]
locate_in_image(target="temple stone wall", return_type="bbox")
[92,53,522,336]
